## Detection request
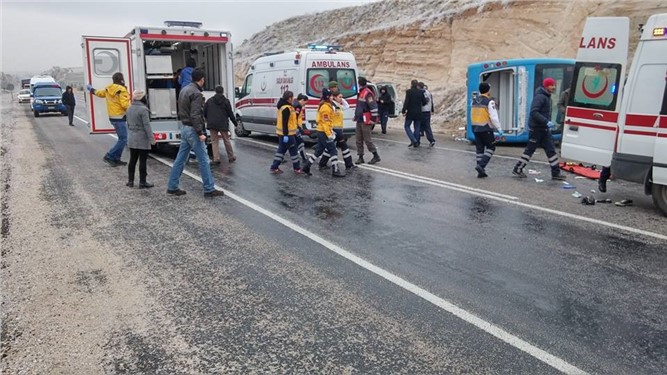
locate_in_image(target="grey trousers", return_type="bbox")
[355,122,377,156]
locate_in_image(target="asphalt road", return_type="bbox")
[1,93,665,374]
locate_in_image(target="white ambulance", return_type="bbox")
[82,21,235,147]
[561,14,667,215]
[234,44,359,139]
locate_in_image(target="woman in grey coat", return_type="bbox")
[126,90,155,188]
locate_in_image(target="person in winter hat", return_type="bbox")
[512,77,566,180]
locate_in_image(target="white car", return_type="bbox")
[17,89,31,103]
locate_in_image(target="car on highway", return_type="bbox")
[17,89,31,103]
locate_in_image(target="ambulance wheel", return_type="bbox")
[33,110,39,117]
[235,117,250,137]
[651,183,667,217]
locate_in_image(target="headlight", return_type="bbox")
[55,100,62,104]
[35,99,44,104]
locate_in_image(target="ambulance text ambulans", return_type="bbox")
[82,21,235,148]
[561,14,667,216]
[234,44,358,139]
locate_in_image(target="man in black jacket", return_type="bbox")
[205,85,238,164]
[61,86,76,126]
[512,77,566,180]
[401,79,427,147]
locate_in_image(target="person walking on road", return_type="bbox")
[401,79,427,147]
[166,69,224,197]
[125,90,155,189]
[204,85,238,165]
[292,93,310,165]
[87,72,131,166]
[377,86,393,134]
[512,77,566,180]
[269,91,304,175]
[62,85,76,126]
[319,89,355,170]
[471,82,502,178]
[418,82,436,147]
[311,89,345,177]
[354,77,380,164]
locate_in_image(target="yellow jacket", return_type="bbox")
[94,83,130,119]
[332,103,344,129]
[316,102,335,137]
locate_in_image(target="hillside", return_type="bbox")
[234,0,667,134]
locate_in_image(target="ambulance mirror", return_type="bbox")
[235,87,241,98]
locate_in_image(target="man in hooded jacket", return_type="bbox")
[204,85,238,164]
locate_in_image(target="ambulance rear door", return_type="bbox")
[82,36,133,134]
[561,17,629,166]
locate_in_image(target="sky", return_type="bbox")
[0,0,378,74]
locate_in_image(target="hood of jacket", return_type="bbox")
[212,93,227,105]
[276,98,291,109]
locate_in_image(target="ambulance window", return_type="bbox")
[307,68,357,98]
[627,64,667,114]
[242,74,253,96]
[335,69,357,98]
[307,69,330,98]
[570,62,621,111]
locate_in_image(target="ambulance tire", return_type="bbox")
[651,183,667,217]
[235,117,251,137]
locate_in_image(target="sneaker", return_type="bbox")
[430,141,436,147]
[204,190,224,197]
[139,182,154,189]
[270,168,283,174]
[103,156,117,167]
[293,169,305,175]
[115,160,128,166]
[552,174,567,181]
[475,165,488,178]
[167,189,186,196]
[408,143,415,148]
[512,167,527,178]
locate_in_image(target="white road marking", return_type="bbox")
[238,137,667,242]
[375,137,550,164]
[148,152,588,375]
[74,115,88,124]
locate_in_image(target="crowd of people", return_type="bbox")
[85,69,591,196]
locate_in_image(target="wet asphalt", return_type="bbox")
[9,98,667,374]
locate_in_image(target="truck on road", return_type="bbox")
[82,21,234,148]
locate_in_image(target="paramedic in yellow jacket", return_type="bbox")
[471,82,502,178]
[312,88,345,177]
[269,91,304,174]
[319,87,356,170]
[86,72,131,167]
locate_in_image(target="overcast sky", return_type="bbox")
[1,0,378,74]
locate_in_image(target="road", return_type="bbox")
[1,92,665,374]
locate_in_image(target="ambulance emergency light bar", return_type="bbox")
[307,44,343,52]
[653,27,666,37]
[164,20,203,28]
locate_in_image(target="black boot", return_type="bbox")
[356,155,365,164]
[126,181,134,188]
[139,182,154,189]
[368,152,381,165]
[302,156,314,175]
[332,163,346,177]
[319,155,330,169]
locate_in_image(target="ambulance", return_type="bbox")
[234,44,358,139]
[82,21,235,147]
[561,14,667,215]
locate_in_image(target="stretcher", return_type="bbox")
[559,162,601,179]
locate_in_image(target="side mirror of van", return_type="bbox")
[235,87,242,99]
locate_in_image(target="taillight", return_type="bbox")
[153,133,167,140]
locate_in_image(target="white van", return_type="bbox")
[235,44,359,139]
[561,14,667,215]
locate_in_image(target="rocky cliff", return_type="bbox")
[234,0,667,134]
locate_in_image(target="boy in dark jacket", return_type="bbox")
[512,77,566,180]
[204,85,238,164]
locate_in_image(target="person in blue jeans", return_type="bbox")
[167,69,223,197]
[87,72,130,166]
[401,79,427,147]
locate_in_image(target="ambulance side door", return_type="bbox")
[82,36,133,134]
[561,17,629,166]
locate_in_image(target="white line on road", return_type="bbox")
[149,152,589,375]
[237,137,667,242]
[74,115,88,124]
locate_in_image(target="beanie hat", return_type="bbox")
[478,82,490,94]
[328,81,338,89]
[321,88,332,100]
[543,77,556,87]
[132,90,145,101]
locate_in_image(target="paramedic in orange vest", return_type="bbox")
[269,91,304,175]
[471,82,502,178]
